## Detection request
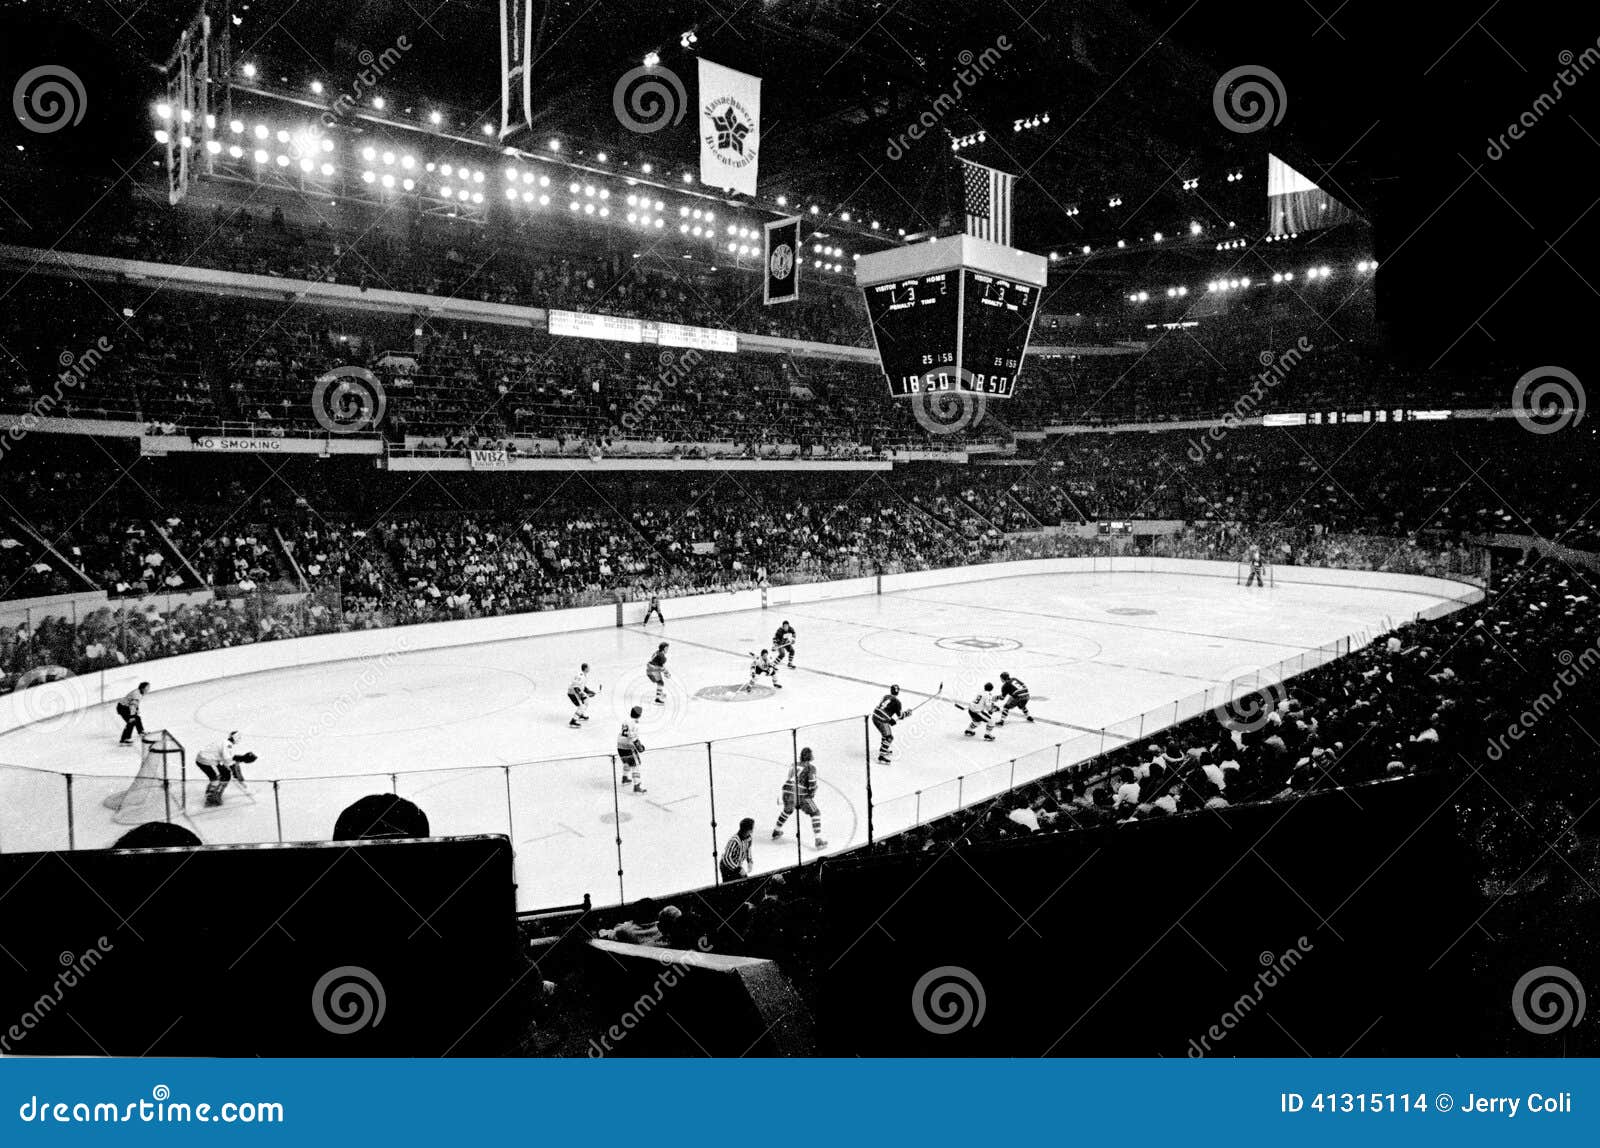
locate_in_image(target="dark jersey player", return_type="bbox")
[872,685,904,765]
[772,621,796,668]
[646,642,670,705]
[997,672,1034,724]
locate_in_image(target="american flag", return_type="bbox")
[961,158,1014,245]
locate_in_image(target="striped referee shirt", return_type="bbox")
[721,833,751,877]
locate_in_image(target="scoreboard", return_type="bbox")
[856,235,1047,400]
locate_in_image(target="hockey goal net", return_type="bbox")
[103,730,186,824]
[1236,558,1275,587]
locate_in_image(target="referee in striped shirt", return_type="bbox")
[720,818,755,882]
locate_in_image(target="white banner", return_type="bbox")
[469,448,511,469]
[698,59,760,196]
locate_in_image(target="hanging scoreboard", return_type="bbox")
[856,235,1047,399]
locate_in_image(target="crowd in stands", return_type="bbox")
[879,558,1594,858]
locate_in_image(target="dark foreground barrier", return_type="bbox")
[0,836,518,1055]
[581,940,815,1057]
[816,773,1483,1055]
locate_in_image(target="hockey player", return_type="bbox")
[646,642,671,706]
[1246,547,1266,588]
[772,747,826,848]
[643,593,665,625]
[872,685,904,765]
[567,663,598,728]
[195,732,257,806]
[116,682,149,745]
[772,621,796,668]
[964,684,999,741]
[618,706,647,793]
[996,672,1035,725]
[744,648,783,691]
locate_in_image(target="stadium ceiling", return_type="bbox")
[51,0,1382,260]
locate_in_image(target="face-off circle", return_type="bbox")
[934,636,1023,652]
[695,683,778,702]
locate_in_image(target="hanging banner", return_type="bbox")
[763,217,801,305]
[698,59,761,196]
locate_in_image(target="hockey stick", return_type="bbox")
[904,682,944,715]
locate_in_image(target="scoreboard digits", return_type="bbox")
[863,268,1039,398]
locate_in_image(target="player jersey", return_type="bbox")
[783,762,818,799]
[197,737,236,768]
[569,671,590,694]
[774,625,794,647]
[873,694,904,723]
[1001,677,1029,698]
[1250,553,1265,571]
[648,648,668,670]
[969,691,997,716]
[617,720,643,752]
[751,653,774,673]
[120,689,142,713]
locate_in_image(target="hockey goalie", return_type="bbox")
[195,731,257,807]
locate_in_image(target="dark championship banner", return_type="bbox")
[763,216,801,305]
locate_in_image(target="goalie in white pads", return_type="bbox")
[618,706,647,793]
[964,684,999,741]
[744,649,783,691]
[195,732,256,807]
[568,664,598,727]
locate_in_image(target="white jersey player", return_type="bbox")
[196,731,256,806]
[617,706,647,793]
[963,684,999,741]
[567,663,598,727]
[744,649,782,691]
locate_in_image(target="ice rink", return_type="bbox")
[0,570,1466,910]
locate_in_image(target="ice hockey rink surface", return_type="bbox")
[0,570,1469,910]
